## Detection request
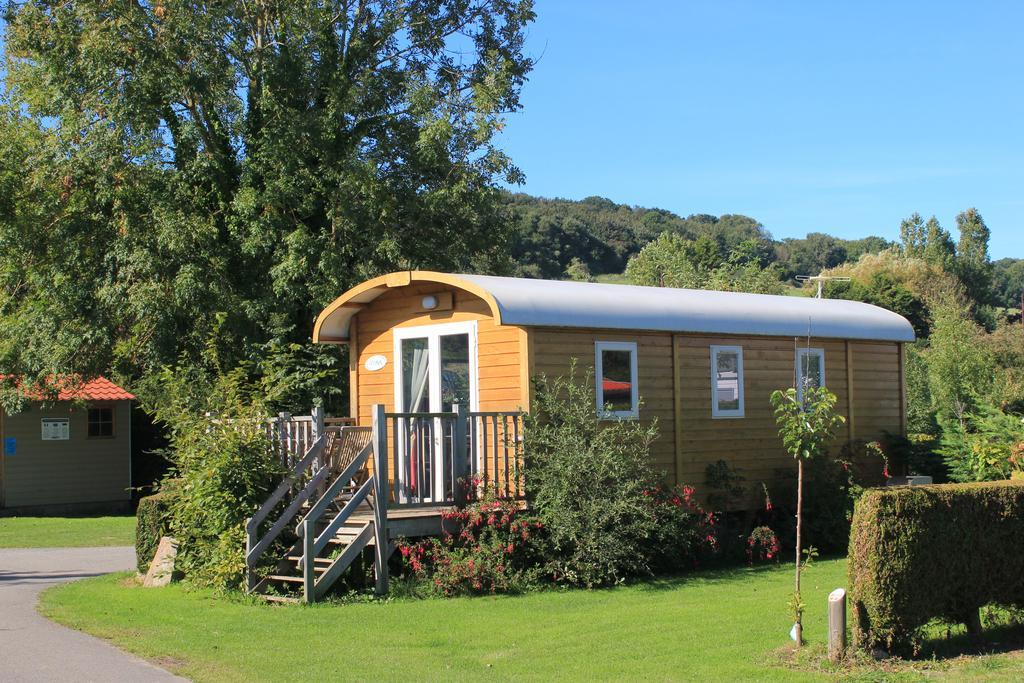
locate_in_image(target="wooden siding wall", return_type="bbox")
[531,330,677,475]
[675,335,851,487]
[849,342,903,441]
[530,328,904,493]
[352,283,526,423]
[2,401,131,508]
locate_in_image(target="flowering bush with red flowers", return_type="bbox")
[396,484,546,596]
[644,483,719,572]
[746,525,781,565]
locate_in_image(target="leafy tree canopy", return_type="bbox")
[955,208,994,306]
[625,232,784,295]
[993,258,1024,310]
[0,0,535,408]
[505,193,897,287]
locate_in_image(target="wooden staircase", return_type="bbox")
[245,424,391,603]
[245,403,520,603]
[253,505,380,604]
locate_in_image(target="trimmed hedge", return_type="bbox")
[849,481,1024,652]
[135,491,174,574]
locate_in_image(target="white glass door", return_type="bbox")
[393,321,478,503]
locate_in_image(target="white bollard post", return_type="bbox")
[828,588,847,662]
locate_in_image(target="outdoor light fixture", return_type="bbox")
[421,295,439,310]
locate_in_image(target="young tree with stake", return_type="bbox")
[770,385,845,646]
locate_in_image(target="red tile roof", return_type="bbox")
[1,375,135,401]
[56,376,135,401]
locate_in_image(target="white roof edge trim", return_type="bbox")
[314,272,916,344]
[455,274,916,343]
[314,284,389,342]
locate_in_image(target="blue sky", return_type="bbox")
[497,1,1024,258]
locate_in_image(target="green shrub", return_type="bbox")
[849,481,1024,653]
[645,483,718,573]
[938,404,1024,482]
[767,440,886,555]
[523,364,662,587]
[769,455,855,555]
[746,526,780,565]
[143,364,283,589]
[135,490,175,573]
[519,365,719,586]
[888,432,948,483]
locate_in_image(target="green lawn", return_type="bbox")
[36,558,1024,682]
[0,515,136,548]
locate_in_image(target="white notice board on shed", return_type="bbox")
[41,418,70,440]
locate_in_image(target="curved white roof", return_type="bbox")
[313,271,915,343]
[459,274,915,342]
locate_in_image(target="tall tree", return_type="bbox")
[0,1,535,396]
[955,208,993,305]
[992,258,1024,309]
[899,213,927,258]
[922,216,956,271]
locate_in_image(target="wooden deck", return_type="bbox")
[348,503,452,538]
[246,409,522,602]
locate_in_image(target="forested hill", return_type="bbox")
[504,193,894,282]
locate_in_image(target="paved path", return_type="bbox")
[0,546,185,682]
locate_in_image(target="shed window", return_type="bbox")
[711,345,744,418]
[595,341,639,419]
[87,406,114,438]
[796,348,826,404]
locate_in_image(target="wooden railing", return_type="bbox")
[298,412,391,602]
[382,404,525,506]
[244,434,330,591]
[209,407,356,471]
[268,409,354,470]
[245,404,524,601]
[298,440,375,602]
[470,411,525,500]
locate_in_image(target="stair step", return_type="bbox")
[266,574,304,583]
[327,535,375,546]
[286,556,333,564]
[314,523,370,533]
[284,559,341,574]
[261,594,300,604]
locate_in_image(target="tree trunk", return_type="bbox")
[965,608,983,638]
[794,457,804,646]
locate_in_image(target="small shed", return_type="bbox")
[0,377,134,513]
[313,271,915,493]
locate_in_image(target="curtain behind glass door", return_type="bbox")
[401,337,430,412]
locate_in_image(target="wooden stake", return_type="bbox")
[794,457,804,646]
[828,588,847,662]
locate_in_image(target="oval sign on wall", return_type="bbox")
[364,354,388,372]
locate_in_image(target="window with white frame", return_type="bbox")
[795,347,826,403]
[711,345,744,418]
[595,341,639,419]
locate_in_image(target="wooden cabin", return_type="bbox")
[0,377,134,514]
[312,271,915,495]
[249,271,915,602]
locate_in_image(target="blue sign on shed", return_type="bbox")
[3,437,15,456]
